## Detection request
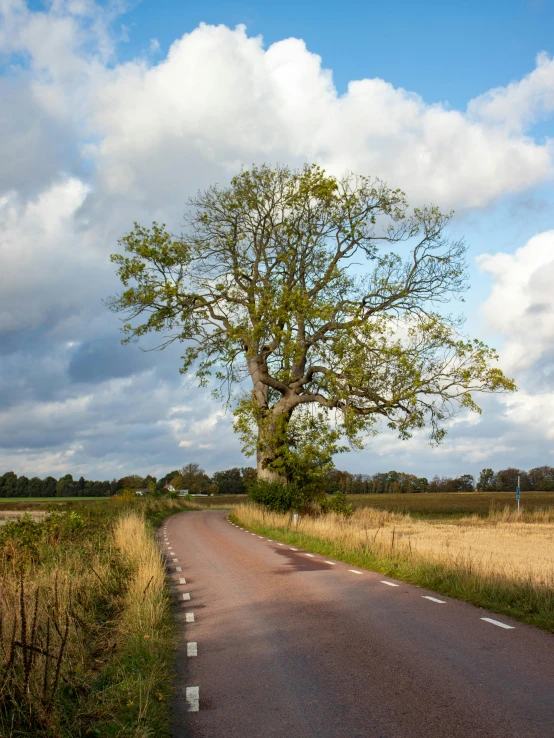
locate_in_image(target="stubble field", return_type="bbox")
[233,500,554,631]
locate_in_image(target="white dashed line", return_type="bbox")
[179,577,187,584]
[290,548,298,551]
[349,569,362,575]
[325,561,336,565]
[175,566,182,572]
[278,543,285,547]
[182,593,191,601]
[172,558,179,562]
[422,596,446,604]
[380,581,399,587]
[258,536,264,539]
[305,553,315,558]
[185,612,195,623]
[481,617,515,629]
[186,686,200,712]
[187,642,198,657]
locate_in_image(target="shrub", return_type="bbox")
[248,479,293,512]
[320,492,353,516]
[247,479,323,513]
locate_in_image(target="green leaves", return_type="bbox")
[108,163,516,481]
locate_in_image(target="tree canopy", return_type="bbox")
[108,163,515,483]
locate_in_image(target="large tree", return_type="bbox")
[108,164,515,483]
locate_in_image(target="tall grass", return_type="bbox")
[233,503,554,632]
[93,513,173,737]
[0,498,189,737]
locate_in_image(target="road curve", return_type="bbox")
[163,510,554,738]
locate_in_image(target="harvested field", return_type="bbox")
[346,491,554,517]
[233,503,554,630]
[190,494,247,508]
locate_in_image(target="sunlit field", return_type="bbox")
[233,503,554,631]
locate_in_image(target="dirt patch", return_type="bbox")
[0,510,49,524]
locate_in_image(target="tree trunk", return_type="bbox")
[256,407,291,484]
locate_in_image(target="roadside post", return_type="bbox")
[516,475,520,513]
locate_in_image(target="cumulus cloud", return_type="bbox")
[86,24,554,210]
[468,51,554,134]
[478,230,554,379]
[2,0,554,478]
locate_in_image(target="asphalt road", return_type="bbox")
[163,510,554,738]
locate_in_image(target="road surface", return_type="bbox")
[162,510,554,738]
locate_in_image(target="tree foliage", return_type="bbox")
[109,163,515,483]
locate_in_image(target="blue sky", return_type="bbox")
[118,0,554,105]
[2,0,554,482]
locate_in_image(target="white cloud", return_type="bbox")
[468,51,554,134]
[478,230,554,374]
[85,24,554,210]
[0,179,99,333]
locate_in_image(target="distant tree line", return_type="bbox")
[0,466,257,498]
[162,465,256,495]
[3,463,553,498]
[476,466,554,491]
[326,470,474,494]
[0,472,115,498]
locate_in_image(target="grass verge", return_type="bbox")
[0,496,191,737]
[231,504,554,633]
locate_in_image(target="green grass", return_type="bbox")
[346,491,554,518]
[231,510,554,633]
[0,498,110,513]
[0,496,109,500]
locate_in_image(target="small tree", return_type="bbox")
[527,466,554,491]
[496,468,529,491]
[185,464,211,493]
[109,164,515,484]
[476,468,495,491]
[212,468,246,495]
[56,474,74,497]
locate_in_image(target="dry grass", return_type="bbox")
[233,503,554,630]
[0,530,117,734]
[237,504,554,586]
[114,513,167,634]
[0,499,183,737]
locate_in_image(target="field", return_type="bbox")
[189,494,247,508]
[0,497,109,502]
[232,502,554,631]
[346,491,554,517]
[0,498,109,513]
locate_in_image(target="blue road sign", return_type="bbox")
[516,486,520,500]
